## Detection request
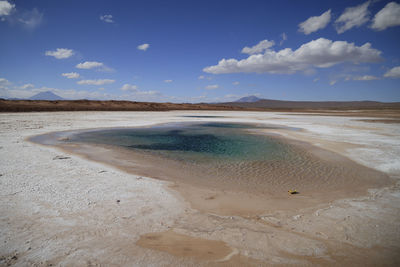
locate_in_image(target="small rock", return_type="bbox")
[99,170,107,173]
[116,200,121,203]
[53,155,70,160]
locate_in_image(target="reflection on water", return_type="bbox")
[67,123,293,162]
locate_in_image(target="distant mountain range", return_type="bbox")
[29,91,64,100]
[228,95,400,109]
[3,93,399,110]
[6,91,64,101]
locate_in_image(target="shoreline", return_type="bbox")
[1,111,400,266]
[31,123,393,217]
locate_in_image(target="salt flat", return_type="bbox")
[1,111,399,266]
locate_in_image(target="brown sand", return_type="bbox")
[136,230,233,261]
[33,127,392,217]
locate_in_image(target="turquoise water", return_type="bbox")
[67,122,293,163]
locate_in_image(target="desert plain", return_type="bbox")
[1,110,400,266]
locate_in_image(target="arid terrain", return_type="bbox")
[1,110,400,266]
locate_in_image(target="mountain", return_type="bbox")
[30,91,64,101]
[223,98,400,109]
[235,95,262,102]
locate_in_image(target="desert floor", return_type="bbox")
[1,111,399,266]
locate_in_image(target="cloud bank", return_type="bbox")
[204,38,382,75]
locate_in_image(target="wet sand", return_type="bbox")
[31,122,392,217]
[1,111,400,266]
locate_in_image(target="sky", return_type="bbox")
[0,0,400,102]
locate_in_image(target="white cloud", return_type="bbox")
[205,84,219,90]
[335,1,370,34]
[137,43,150,51]
[299,9,331,35]
[371,2,400,31]
[61,72,80,79]
[45,48,74,59]
[0,1,15,18]
[77,79,115,85]
[204,38,382,75]
[19,83,34,89]
[329,80,337,86]
[352,75,379,81]
[100,14,114,23]
[164,79,173,83]
[18,8,43,29]
[313,78,319,82]
[76,61,104,69]
[121,84,138,91]
[241,40,275,55]
[384,66,400,78]
[232,81,240,85]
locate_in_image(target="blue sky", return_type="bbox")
[0,0,399,102]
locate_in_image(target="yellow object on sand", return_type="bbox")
[288,190,298,194]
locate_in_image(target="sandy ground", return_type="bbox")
[1,111,400,266]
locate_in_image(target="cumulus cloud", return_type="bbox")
[45,48,74,59]
[164,79,173,83]
[61,72,80,79]
[335,1,370,34]
[100,14,114,23]
[384,66,400,78]
[121,84,138,91]
[0,1,15,18]
[205,84,219,90]
[241,40,275,55]
[371,2,400,31]
[76,61,104,69]
[299,9,331,35]
[204,38,382,75]
[77,79,115,85]
[137,43,150,51]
